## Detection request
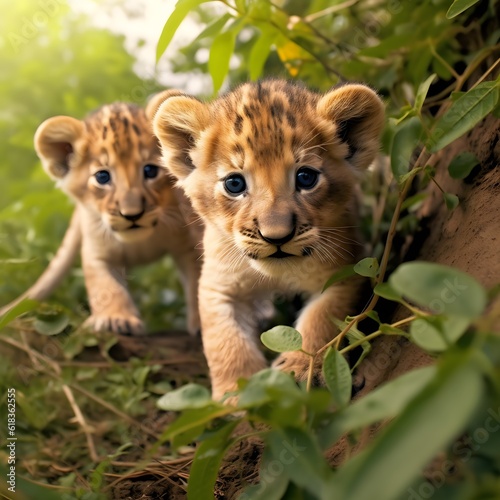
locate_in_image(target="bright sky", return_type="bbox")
[67,0,213,95]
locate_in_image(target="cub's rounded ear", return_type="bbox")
[153,96,210,181]
[317,84,385,170]
[34,116,86,179]
[145,89,186,121]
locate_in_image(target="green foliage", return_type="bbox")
[187,420,239,500]
[261,325,303,352]
[157,383,212,411]
[322,348,352,410]
[353,257,379,278]
[389,262,487,318]
[448,152,480,179]
[428,79,500,152]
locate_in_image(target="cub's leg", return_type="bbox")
[199,268,267,400]
[273,280,361,381]
[82,255,144,336]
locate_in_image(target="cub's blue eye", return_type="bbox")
[224,174,246,195]
[95,170,111,185]
[296,167,319,190]
[143,164,159,179]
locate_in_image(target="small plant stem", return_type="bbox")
[456,49,500,92]
[339,315,417,354]
[62,384,99,462]
[429,175,445,194]
[430,44,460,80]
[304,0,359,21]
[306,354,315,392]
[401,300,432,317]
[468,56,500,89]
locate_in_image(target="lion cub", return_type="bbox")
[153,80,384,399]
[1,91,202,336]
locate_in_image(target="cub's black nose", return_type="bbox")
[259,226,296,246]
[120,210,145,222]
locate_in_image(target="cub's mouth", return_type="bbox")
[123,218,158,231]
[264,247,313,259]
[268,249,295,259]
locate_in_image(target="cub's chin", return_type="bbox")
[248,254,306,278]
[113,226,155,244]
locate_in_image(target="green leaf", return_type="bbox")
[157,383,212,411]
[194,13,231,42]
[397,166,422,185]
[249,25,277,80]
[332,352,484,500]
[323,348,352,409]
[320,366,437,448]
[428,80,500,152]
[448,152,479,179]
[443,192,459,210]
[389,262,487,318]
[156,0,212,62]
[158,404,233,447]
[390,117,423,180]
[261,326,302,353]
[240,447,290,499]
[410,316,471,352]
[33,311,69,336]
[354,257,379,278]
[187,420,239,500]
[401,192,428,211]
[414,73,436,113]
[208,29,236,94]
[379,324,408,336]
[322,265,356,292]
[446,0,481,18]
[373,283,402,303]
[238,369,302,408]
[345,327,371,371]
[0,298,38,329]
[265,427,334,497]
[365,311,381,324]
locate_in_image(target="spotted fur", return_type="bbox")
[1,91,202,336]
[153,80,385,399]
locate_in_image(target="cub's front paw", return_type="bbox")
[273,351,324,386]
[84,313,145,336]
[211,381,239,404]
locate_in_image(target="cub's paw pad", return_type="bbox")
[273,352,325,386]
[84,314,145,336]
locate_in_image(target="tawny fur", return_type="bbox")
[1,91,203,336]
[153,80,384,398]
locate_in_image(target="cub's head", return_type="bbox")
[35,90,182,243]
[153,80,384,275]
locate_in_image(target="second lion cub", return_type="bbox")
[153,80,384,399]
